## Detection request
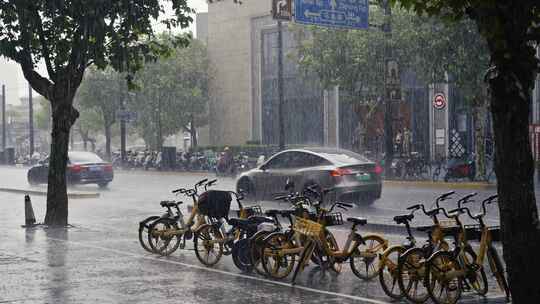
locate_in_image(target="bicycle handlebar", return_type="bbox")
[435,191,455,207]
[196,178,208,186]
[204,179,218,191]
[457,192,477,208]
[479,194,498,218]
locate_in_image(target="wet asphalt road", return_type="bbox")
[0,167,511,303]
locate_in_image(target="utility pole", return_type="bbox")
[120,97,126,166]
[28,84,34,156]
[277,20,285,151]
[382,0,394,178]
[2,84,5,164]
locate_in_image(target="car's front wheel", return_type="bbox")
[98,182,109,189]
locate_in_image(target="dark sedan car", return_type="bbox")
[236,147,382,204]
[28,151,113,188]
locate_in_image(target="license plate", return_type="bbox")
[89,166,102,172]
[356,173,371,181]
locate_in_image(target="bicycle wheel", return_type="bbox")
[459,246,488,296]
[193,224,224,266]
[148,218,182,256]
[397,247,430,303]
[260,233,296,279]
[232,238,252,272]
[379,246,406,300]
[139,216,160,253]
[312,229,342,273]
[487,246,510,299]
[250,231,272,276]
[350,235,387,280]
[425,251,462,304]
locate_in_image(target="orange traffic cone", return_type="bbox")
[24,195,36,227]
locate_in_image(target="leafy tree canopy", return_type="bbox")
[0,0,193,100]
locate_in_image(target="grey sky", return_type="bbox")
[0,0,208,104]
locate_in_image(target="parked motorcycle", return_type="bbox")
[444,155,475,182]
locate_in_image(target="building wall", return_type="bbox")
[196,12,209,42]
[207,1,271,145]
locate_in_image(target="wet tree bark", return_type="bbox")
[44,100,79,226]
[489,69,540,302]
[472,96,487,180]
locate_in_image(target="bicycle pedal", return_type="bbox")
[184,230,193,240]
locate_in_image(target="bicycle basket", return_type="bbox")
[464,224,482,241]
[293,216,323,239]
[294,207,317,221]
[439,220,457,229]
[197,190,232,218]
[323,212,343,227]
[237,205,263,218]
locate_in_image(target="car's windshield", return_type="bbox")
[68,152,103,164]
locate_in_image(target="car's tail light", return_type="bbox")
[330,168,353,177]
[104,164,113,172]
[373,164,383,175]
[69,164,84,173]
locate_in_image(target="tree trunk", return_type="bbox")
[90,139,96,152]
[473,97,487,180]
[44,101,79,226]
[190,114,197,149]
[489,69,540,302]
[104,124,112,161]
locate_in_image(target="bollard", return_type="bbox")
[24,194,36,227]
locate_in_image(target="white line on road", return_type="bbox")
[47,237,391,304]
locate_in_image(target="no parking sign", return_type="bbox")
[433,93,446,109]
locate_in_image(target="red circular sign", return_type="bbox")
[433,93,446,109]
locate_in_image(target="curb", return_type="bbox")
[383,180,496,190]
[0,188,100,199]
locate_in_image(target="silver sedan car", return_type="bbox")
[236,147,382,204]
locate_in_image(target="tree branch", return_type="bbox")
[14,3,53,99]
[33,7,56,81]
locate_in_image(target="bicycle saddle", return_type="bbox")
[347,217,367,225]
[393,214,414,224]
[160,201,179,208]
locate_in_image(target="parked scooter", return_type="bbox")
[444,154,476,182]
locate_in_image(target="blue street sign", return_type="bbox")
[294,0,369,30]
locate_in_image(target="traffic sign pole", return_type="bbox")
[278,20,285,151]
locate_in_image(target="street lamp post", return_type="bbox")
[120,97,127,165]
[277,20,285,151]
[2,84,6,164]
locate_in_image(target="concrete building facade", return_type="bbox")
[207,1,267,145]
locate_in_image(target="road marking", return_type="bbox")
[47,237,391,304]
